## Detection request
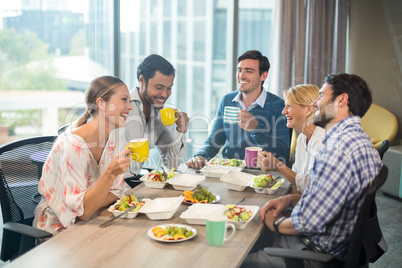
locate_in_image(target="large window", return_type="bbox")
[120,0,275,159]
[0,0,275,162]
[0,0,113,144]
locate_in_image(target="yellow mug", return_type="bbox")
[160,108,178,126]
[126,138,149,162]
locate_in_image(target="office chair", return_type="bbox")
[0,136,56,261]
[361,104,398,150]
[58,123,71,135]
[264,165,388,268]
[377,140,390,160]
[289,129,297,158]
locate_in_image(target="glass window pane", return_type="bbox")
[175,63,187,110]
[163,21,172,58]
[119,0,275,159]
[177,0,187,16]
[193,1,205,16]
[213,4,226,60]
[193,21,205,61]
[0,0,113,142]
[177,21,187,60]
[163,0,172,17]
[238,0,274,56]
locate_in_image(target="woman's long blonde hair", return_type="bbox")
[283,84,319,121]
[75,76,125,128]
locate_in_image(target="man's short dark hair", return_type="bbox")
[237,50,270,76]
[137,54,175,84]
[324,73,373,117]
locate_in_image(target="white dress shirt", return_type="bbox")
[292,126,326,193]
[119,88,186,178]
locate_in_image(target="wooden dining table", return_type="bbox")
[7,169,290,268]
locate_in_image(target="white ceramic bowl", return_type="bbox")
[107,198,150,219]
[167,174,205,191]
[139,173,169,189]
[180,204,225,225]
[220,170,255,191]
[140,196,184,220]
[224,205,260,230]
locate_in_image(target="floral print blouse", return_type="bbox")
[33,129,126,235]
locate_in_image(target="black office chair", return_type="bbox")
[0,136,56,261]
[264,165,388,268]
[377,140,390,160]
[58,123,71,135]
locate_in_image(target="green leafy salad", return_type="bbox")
[114,195,146,212]
[147,168,175,182]
[228,158,243,167]
[253,174,281,188]
[209,158,243,167]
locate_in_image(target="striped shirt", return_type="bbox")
[291,116,382,259]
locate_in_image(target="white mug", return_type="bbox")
[224,106,240,124]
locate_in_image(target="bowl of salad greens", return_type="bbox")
[140,168,176,188]
[108,195,149,218]
[250,174,283,194]
[202,158,245,178]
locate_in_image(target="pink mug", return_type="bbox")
[245,147,262,168]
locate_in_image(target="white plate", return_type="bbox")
[224,205,260,230]
[180,204,225,225]
[182,193,221,205]
[220,170,255,191]
[147,224,197,243]
[167,173,205,191]
[107,198,150,218]
[140,196,184,220]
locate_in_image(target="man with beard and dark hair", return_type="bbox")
[121,54,189,180]
[242,73,382,268]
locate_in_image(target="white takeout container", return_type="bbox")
[220,170,255,191]
[167,173,205,191]
[207,158,245,168]
[201,158,245,178]
[180,203,225,225]
[250,179,285,195]
[140,173,169,189]
[107,198,150,219]
[225,205,260,230]
[140,196,184,220]
[200,165,228,178]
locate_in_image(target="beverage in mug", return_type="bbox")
[245,147,262,168]
[224,106,240,124]
[126,138,149,162]
[160,108,178,126]
[206,214,236,247]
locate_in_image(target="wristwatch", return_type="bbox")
[273,216,287,234]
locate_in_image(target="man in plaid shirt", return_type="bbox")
[242,73,382,268]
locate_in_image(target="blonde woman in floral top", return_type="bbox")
[33,76,133,235]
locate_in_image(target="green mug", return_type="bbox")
[206,214,236,247]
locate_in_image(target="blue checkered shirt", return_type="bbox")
[291,116,382,259]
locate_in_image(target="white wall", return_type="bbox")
[349,0,402,139]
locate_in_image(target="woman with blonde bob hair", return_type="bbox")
[33,76,133,235]
[258,84,325,193]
